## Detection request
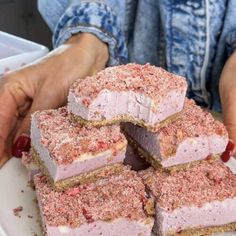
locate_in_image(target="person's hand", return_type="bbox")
[219,51,236,159]
[0,33,108,166]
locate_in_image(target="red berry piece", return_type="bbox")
[97,141,108,149]
[221,151,230,163]
[226,140,235,152]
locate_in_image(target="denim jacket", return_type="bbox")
[38,0,236,111]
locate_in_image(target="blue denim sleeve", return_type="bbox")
[53,1,128,66]
[226,30,236,56]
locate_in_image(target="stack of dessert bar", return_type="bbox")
[21,63,236,236]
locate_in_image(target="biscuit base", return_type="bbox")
[70,112,180,132]
[154,221,236,236]
[32,148,125,191]
[125,134,220,172]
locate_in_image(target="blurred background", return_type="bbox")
[0,0,52,49]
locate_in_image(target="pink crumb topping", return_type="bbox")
[13,206,23,217]
[22,151,33,166]
[158,99,228,157]
[34,166,148,227]
[33,107,125,165]
[139,161,236,211]
[70,63,187,102]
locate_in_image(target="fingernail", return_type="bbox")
[12,135,31,158]
[221,150,230,163]
[226,140,235,152]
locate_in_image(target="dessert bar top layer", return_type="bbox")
[70,63,187,102]
[158,99,227,157]
[139,161,236,211]
[34,166,149,227]
[32,107,125,165]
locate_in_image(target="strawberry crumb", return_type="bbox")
[13,206,23,217]
[81,98,90,107]
[70,63,187,102]
[139,160,236,211]
[32,107,126,165]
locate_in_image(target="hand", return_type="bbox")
[0,33,108,166]
[219,51,236,158]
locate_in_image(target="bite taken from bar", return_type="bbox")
[68,63,187,132]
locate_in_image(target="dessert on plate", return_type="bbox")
[34,166,154,236]
[31,107,127,190]
[139,160,236,235]
[68,63,187,131]
[123,99,228,170]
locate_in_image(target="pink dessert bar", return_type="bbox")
[68,63,187,131]
[22,151,40,182]
[139,161,236,235]
[34,166,154,236]
[124,99,228,169]
[31,107,127,189]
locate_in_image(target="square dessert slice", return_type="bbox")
[31,107,127,190]
[68,63,187,131]
[123,99,228,170]
[139,160,236,236]
[34,166,154,236]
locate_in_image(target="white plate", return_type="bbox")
[0,158,236,236]
[0,31,48,76]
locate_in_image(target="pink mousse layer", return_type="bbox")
[139,161,236,235]
[31,107,127,182]
[34,167,154,236]
[154,197,236,235]
[68,64,187,127]
[44,218,153,236]
[124,99,228,167]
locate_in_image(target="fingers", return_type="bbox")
[13,86,64,157]
[0,68,38,160]
[0,85,22,159]
[225,124,236,158]
[0,134,13,168]
[0,152,10,168]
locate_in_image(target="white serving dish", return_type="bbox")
[0,31,48,76]
[0,158,236,236]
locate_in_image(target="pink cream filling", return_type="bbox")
[154,197,236,235]
[68,88,186,126]
[45,218,154,236]
[31,117,127,182]
[125,124,228,167]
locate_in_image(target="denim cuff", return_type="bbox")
[226,30,236,55]
[53,1,128,66]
